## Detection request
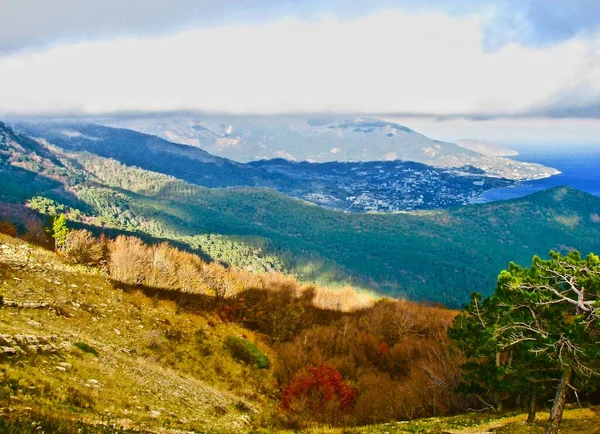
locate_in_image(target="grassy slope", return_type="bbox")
[309,407,600,434]
[2,238,599,434]
[0,234,278,433]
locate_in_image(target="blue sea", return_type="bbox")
[483,149,600,202]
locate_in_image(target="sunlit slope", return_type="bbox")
[0,234,278,433]
[135,183,600,306]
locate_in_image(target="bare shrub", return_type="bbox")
[147,242,180,289]
[201,262,243,302]
[22,216,51,248]
[61,229,107,266]
[168,248,210,294]
[313,286,374,312]
[108,235,151,285]
[353,372,402,424]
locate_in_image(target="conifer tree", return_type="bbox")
[52,213,69,251]
[450,251,600,434]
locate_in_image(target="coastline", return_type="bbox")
[481,149,600,202]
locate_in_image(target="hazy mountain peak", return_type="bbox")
[456,138,519,157]
[95,114,557,181]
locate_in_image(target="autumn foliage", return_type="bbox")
[282,364,357,425]
[274,299,463,425]
[0,220,18,237]
[79,234,465,425]
[61,230,107,266]
[0,223,467,428]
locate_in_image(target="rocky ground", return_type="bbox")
[0,234,277,433]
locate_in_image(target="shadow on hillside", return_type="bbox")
[0,202,221,263]
[0,166,87,209]
[108,278,346,339]
[110,279,215,313]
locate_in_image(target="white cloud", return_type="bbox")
[0,10,599,116]
[383,116,600,147]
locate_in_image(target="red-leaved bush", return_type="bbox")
[377,343,389,356]
[281,364,356,426]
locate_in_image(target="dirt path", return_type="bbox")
[446,414,527,433]
[447,408,600,434]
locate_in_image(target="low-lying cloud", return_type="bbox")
[1,10,599,118]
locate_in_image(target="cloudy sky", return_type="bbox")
[2,0,600,145]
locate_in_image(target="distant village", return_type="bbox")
[298,163,511,212]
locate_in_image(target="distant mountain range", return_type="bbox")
[13,122,514,212]
[1,120,599,307]
[93,114,557,181]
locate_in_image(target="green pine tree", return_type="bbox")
[52,214,69,251]
[450,251,600,434]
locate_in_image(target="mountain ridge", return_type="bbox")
[12,121,517,212]
[456,138,520,157]
[92,114,559,180]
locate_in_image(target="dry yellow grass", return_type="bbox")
[0,234,279,433]
[282,407,600,434]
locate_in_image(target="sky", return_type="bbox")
[2,0,600,145]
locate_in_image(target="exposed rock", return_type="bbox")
[0,333,65,355]
[0,347,21,355]
[3,300,52,309]
[0,334,16,346]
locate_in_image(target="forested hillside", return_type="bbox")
[2,120,600,433]
[1,121,600,306]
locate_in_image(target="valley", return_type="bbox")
[10,116,569,213]
[249,159,506,211]
[1,121,599,307]
[0,200,598,434]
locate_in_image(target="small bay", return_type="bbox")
[483,149,600,201]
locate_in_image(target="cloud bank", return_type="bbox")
[2,0,600,55]
[1,10,599,117]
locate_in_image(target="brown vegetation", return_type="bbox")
[0,221,465,429]
[0,204,52,247]
[61,229,107,265]
[282,364,357,426]
[274,299,463,426]
[0,220,17,237]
